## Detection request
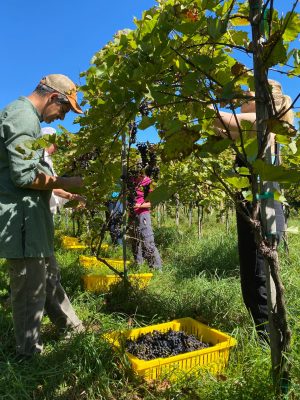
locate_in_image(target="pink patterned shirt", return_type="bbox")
[134,176,151,215]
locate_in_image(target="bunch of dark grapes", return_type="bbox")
[125,167,140,214]
[125,329,211,361]
[146,145,160,180]
[69,149,99,175]
[129,122,137,144]
[139,100,150,116]
[136,142,149,167]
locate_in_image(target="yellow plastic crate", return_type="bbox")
[61,236,109,251]
[61,236,87,250]
[82,273,153,293]
[105,317,237,380]
[79,256,130,271]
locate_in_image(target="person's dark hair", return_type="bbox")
[34,83,69,104]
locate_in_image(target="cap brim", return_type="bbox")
[67,95,83,114]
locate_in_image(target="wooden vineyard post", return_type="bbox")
[157,204,161,228]
[249,0,291,393]
[197,204,203,240]
[121,129,128,280]
[175,193,180,227]
[188,202,193,227]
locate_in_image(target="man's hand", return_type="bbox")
[70,193,86,208]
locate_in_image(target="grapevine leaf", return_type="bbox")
[162,128,200,161]
[197,137,232,155]
[207,17,228,39]
[274,191,287,204]
[263,33,287,68]
[282,12,300,42]
[275,135,291,145]
[242,190,253,200]
[253,160,300,183]
[231,16,249,26]
[236,167,251,175]
[267,119,296,137]
[148,183,177,206]
[138,116,154,130]
[289,141,297,154]
[225,176,250,189]
[63,199,80,208]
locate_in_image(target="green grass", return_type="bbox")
[1,214,300,399]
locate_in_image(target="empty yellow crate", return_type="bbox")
[105,317,237,380]
[79,256,130,271]
[61,236,87,250]
[61,237,109,251]
[82,273,153,293]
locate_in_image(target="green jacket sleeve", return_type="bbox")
[1,109,42,187]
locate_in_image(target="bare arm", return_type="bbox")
[53,188,72,200]
[134,201,151,209]
[213,111,257,140]
[53,189,86,203]
[26,173,83,191]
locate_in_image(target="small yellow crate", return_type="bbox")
[79,256,130,271]
[61,236,87,250]
[82,273,153,293]
[105,317,237,380]
[61,236,109,251]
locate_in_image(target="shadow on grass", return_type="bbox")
[169,232,240,281]
[0,304,15,360]
[154,226,183,248]
[103,277,244,332]
[0,330,132,400]
[0,260,10,298]
[56,253,84,296]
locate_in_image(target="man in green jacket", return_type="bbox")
[0,74,84,358]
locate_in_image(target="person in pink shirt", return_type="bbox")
[128,172,162,270]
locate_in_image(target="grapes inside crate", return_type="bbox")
[105,317,237,380]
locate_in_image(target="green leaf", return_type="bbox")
[275,135,291,145]
[207,17,228,39]
[221,81,235,99]
[198,137,232,155]
[253,159,300,183]
[273,191,287,204]
[138,116,154,130]
[236,167,251,175]
[63,199,80,208]
[231,16,249,26]
[148,184,177,206]
[242,190,253,201]
[191,55,212,72]
[228,30,249,45]
[267,119,296,137]
[289,141,297,154]
[263,33,287,68]
[175,21,201,35]
[225,176,250,189]
[173,56,189,72]
[162,128,200,161]
[283,12,300,42]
